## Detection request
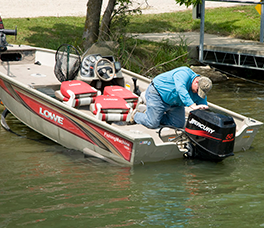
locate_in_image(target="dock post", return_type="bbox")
[261,3,264,43]
[199,0,205,62]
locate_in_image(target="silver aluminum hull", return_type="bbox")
[0,45,262,165]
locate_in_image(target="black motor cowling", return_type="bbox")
[185,109,236,161]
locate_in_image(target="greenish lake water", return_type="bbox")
[1,78,264,228]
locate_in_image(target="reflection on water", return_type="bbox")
[1,79,264,227]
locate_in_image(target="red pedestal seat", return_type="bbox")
[61,80,98,98]
[103,85,138,109]
[55,80,100,107]
[90,95,132,122]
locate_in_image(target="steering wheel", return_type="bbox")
[94,58,115,81]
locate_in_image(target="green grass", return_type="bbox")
[4,17,85,50]
[4,5,261,49]
[2,5,262,76]
[127,5,261,40]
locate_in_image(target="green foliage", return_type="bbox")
[101,0,141,41]
[175,0,202,7]
[105,2,190,77]
[112,37,189,78]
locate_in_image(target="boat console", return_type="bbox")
[77,54,125,93]
[79,54,122,80]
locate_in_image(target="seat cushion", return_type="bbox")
[90,104,130,121]
[103,85,138,108]
[60,80,98,98]
[55,90,95,107]
[92,95,131,114]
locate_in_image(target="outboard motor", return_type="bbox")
[185,109,236,161]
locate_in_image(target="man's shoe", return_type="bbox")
[129,109,138,124]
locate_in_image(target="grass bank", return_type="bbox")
[3,5,261,76]
[128,5,260,41]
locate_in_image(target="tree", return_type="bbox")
[82,0,141,50]
[98,0,117,42]
[83,0,103,49]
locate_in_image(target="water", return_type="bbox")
[1,78,264,228]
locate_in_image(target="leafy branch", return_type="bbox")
[175,0,202,7]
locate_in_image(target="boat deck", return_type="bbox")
[0,62,60,89]
[78,106,167,145]
[0,45,61,90]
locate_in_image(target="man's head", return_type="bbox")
[192,76,212,99]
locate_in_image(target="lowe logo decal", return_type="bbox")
[189,118,215,134]
[39,107,64,125]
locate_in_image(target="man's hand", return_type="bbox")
[197,105,209,110]
[189,103,209,110]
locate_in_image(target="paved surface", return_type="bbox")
[1,0,247,18]
[133,32,264,56]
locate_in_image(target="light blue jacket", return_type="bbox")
[152,66,207,107]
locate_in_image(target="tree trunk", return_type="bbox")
[83,0,103,50]
[98,0,116,42]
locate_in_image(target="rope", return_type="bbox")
[200,62,264,86]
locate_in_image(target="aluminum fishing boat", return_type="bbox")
[0,29,262,165]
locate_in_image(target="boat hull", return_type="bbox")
[0,46,262,165]
[0,77,183,165]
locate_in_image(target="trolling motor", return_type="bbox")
[0,16,17,52]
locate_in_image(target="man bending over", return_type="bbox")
[131,66,212,129]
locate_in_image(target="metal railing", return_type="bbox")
[199,0,264,62]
